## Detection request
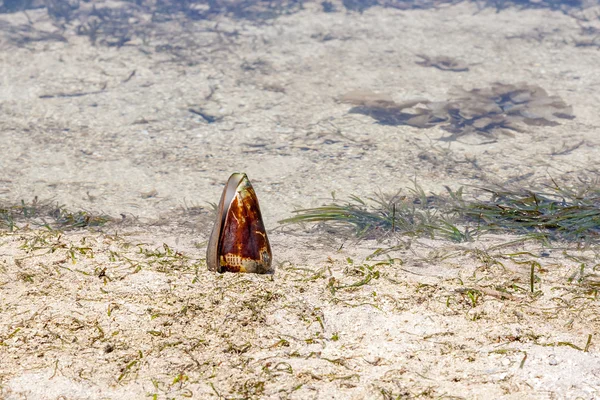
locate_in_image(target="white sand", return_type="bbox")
[1,1,600,398]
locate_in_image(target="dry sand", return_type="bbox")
[1,1,600,398]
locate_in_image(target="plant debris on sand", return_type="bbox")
[341,82,574,140]
[415,54,470,71]
[2,197,600,398]
[0,197,112,232]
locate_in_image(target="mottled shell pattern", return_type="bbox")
[206,173,272,274]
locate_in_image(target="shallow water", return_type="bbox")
[1,1,600,398]
[1,0,598,224]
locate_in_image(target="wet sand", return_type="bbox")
[1,1,600,398]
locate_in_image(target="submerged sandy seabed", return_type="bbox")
[1,1,600,398]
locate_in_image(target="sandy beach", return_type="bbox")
[1,0,600,398]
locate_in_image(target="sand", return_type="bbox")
[1,1,600,398]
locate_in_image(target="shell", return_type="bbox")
[206,173,272,273]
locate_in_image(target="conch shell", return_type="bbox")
[206,173,272,273]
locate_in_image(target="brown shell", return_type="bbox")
[206,173,272,274]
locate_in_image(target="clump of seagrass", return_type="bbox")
[341,82,574,140]
[280,186,466,241]
[453,181,600,242]
[0,197,111,232]
[282,180,600,244]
